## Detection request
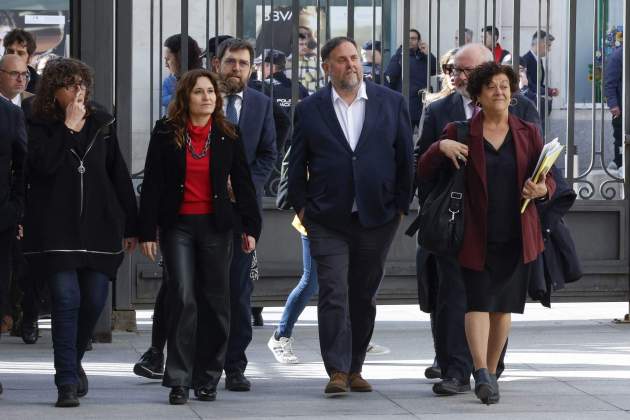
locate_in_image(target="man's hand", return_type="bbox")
[610,106,621,118]
[123,237,138,252]
[419,41,429,55]
[140,241,158,262]
[298,208,305,223]
[242,234,256,254]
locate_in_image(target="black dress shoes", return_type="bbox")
[133,346,164,380]
[77,364,88,397]
[225,371,251,391]
[194,386,217,401]
[424,358,441,379]
[21,320,38,344]
[472,368,496,405]
[169,386,189,405]
[56,384,80,407]
[432,377,471,395]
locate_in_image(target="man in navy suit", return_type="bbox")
[215,38,277,391]
[520,30,558,134]
[288,37,413,396]
[0,96,27,395]
[415,43,541,397]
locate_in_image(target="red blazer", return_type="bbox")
[418,112,556,271]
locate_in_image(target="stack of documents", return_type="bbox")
[520,138,564,213]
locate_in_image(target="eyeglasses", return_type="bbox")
[64,81,87,91]
[0,69,30,80]
[223,58,251,68]
[453,67,475,76]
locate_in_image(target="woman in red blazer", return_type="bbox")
[419,62,555,405]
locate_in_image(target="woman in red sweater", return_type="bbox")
[138,69,260,405]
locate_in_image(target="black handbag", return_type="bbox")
[407,121,468,256]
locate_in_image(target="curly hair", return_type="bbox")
[167,69,237,148]
[32,58,94,122]
[164,34,202,76]
[466,61,518,103]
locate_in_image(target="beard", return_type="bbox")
[222,73,246,94]
[338,72,361,91]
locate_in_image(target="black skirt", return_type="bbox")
[462,240,531,314]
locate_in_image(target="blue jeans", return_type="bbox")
[277,235,318,338]
[49,269,109,387]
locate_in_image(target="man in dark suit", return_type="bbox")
[288,37,413,396]
[520,30,558,134]
[415,43,541,396]
[2,29,40,93]
[604,46,623,171]
[0,96,27,395]
[215,38,277,391]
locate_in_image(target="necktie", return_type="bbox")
[468,102,479,118]
[226,94,238,125]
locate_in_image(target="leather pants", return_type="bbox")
[160,215,232,388]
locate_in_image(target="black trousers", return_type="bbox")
[160,215,232,388]
[304,215,400,375]
[224,233,254,374]
[0,230,11,322]
[613,115,623,168]
[434,255,506,382]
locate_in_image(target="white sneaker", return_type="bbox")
[267,334,300,364]
[366,342,390,355]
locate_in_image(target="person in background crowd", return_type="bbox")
[0,54,33,106]
[0,86,27,398]
[361,40,382,84]
[0,53,39,344]
[418,61,555,404]
[385,29,437,129]
[216,37,277,392]
[161,34,203,115]
[139,69,260,405]
[604,46,623,174]
[423,48,457,105]
[285,26,324,94]
[23,58,138,407]
[2,28,39,93]
[454,28,474,48]
[521,30,558,134]
[288,36,413,396]
[482,26,511,64]
[414,43,541,398]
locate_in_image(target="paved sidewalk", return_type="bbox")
[1,303,629,419]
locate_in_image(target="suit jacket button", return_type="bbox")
[213,194,218,199]
[352,156,357,161]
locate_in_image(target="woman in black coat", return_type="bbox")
[22,58,138,407]
[138,69,260,405]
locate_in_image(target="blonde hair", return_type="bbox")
[423,48,457,104]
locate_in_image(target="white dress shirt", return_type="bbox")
[222,90,244,121]
[331,82,368,151]
[462,95,477,119]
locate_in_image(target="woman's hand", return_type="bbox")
[64,90,86,131]
[439,139,469,169]
[522,176,548,200]
[140,241,158,261]
[242,234,256,254]
[123,237,138,253]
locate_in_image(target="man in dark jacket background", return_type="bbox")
[604,46,623,172]
[384,29,437,129]
[0,96,27,395]
[2,28,40,93]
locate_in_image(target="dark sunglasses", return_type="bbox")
[441,64,454,74]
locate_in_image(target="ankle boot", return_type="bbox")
[55,384,80,407]
[472,368,495,405]
[489,373,500,403]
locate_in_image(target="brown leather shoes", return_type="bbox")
[349,373,372,392]
[324,372,349,397]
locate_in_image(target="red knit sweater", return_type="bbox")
[179,118,213,214]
